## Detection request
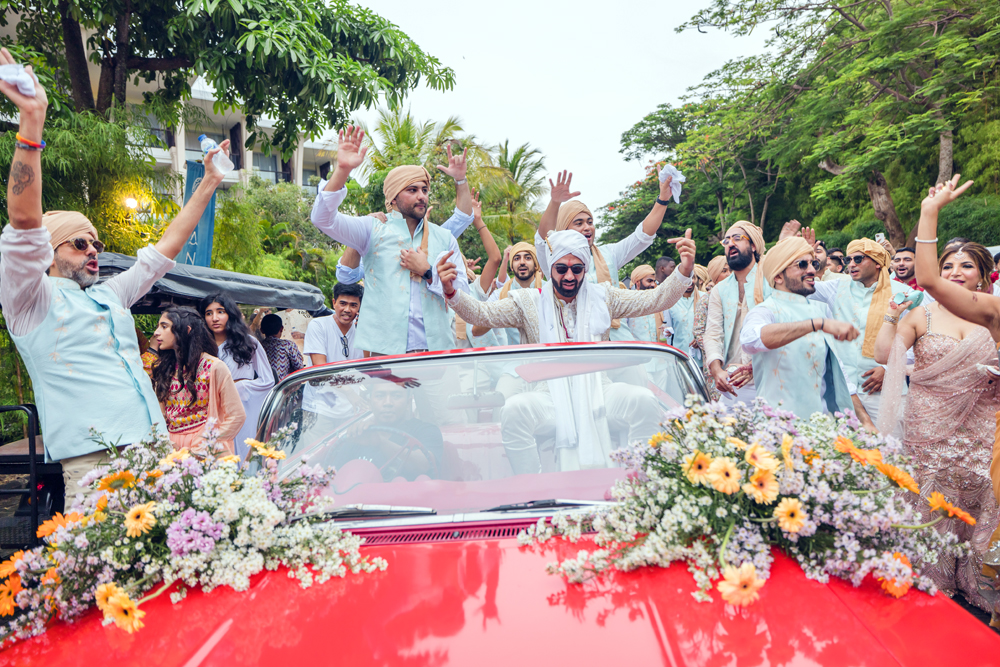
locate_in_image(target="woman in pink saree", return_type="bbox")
[875,237,1000,612]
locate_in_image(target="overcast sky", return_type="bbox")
[351,0,769,218]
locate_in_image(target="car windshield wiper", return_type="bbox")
[481,499,611,513]
[295,504,437,521]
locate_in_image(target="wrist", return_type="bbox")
[17,117,45,143]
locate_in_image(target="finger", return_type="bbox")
[954,179,974,197]
[685,228,692,239]
[461,147,468,162]
[446,143,453,161]
[569,190,581,199]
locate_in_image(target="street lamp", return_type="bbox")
[124,197,138,210]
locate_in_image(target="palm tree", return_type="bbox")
[479,141,547,245]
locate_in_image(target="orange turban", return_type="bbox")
[729,221,765,260]
[706,255,728,284]
[499,241,543,299]
[630,264,655,286]
[754,237,814,304]
[42,211,98,250]
[382,165,431,212]
[555,200,611,285]
[846,238,893,358]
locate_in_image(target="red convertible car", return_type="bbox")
[4,342,999,666]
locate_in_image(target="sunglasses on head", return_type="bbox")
[793,259,822,271]
[553,263,585,276]
[59,237,105,254]
[846,255,869,265]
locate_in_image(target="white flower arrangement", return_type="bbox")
[519,397,971,607]
[0,425,386,644]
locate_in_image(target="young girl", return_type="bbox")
[199,293,275,457]
[152,307,245,454]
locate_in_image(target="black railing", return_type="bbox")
[0,405,42,548]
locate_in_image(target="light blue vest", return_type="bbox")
[358,213,455,354]
[751,291,853,418]
[714,264,770,357]
[628,312,660,343]
[668,294,696,353]
[11,278,166,461]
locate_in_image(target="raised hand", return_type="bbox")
[367,211,388,223]
[470,189,483,219]
[0,48,48,123]
[779,220,802,241]
[464,256,481,274]
[548,170,581,204]
[204,139,232,182]
[335,125,368,174]
[437,251,458,295]
[922,173,973,213]
[656,167,674,202]
[668,228,696,277]
[435,142,468,181]
[800,226,816,246]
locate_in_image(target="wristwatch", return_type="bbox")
[656,197,671,206]
[422,268,433,282]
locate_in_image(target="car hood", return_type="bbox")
[4,534,999,666]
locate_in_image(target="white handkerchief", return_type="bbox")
[658,164,686,204]
[0,64,37,98]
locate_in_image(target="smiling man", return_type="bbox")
[0,49,230,492]
[739,238,873,426]
[491,241,545,345]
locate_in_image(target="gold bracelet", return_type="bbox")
[883,314,899,325]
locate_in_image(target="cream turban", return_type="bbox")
[499,241,543,299]
[42,211,99,250]
[693,264,710,286]
[753,237,814,305]
[382,165,431,212]
[706,255,728,284]
[545,229,591,271]
[630,264,655,286]
[730,221,765,259]
[846,238,893,358]
[555,200,611,285]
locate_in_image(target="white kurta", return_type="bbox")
[220,336,275,458]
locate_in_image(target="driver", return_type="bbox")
[330,379,444,481]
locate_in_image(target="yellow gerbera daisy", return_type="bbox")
[780,434,794,471]
[742,469,779,505]
[105,592,145,634]
[726,436,749,451]
[159,449,190,467]
[683,451,714,486]
[717,563,765,607]
[744,444,779,472]
[218,454,241,464]
[95,582,124,613]
[257,447,286,460]
[96,470,136,493]
[874,462,919,494]
[707,457,741,495]
[244,438,268,452]
[774,497,807,533]
[123,502,157,538]
[649,432,673,449]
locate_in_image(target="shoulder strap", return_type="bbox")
[924,305,932,333]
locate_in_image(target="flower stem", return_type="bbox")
[138,579,176,605]
[748,516,777,523]
[853,484,894,495]
[892,515,946,530]
[717,520,736,568]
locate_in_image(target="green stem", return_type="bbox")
[893,515,946,530]
[137,579,175,605]
[853,483,894,495]
[748,516,777,523]
[127,572,159,596]
[717,520,736,568]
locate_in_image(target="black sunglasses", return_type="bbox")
[340,334,350,358]
[553,264,586,276]
[794,259,822,271]
[60,237,105,254]
[846,255,868,265]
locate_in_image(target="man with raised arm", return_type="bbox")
[739,237,875,427]
[437,228,696,473]
[0,49,232,493]
[311,126,473,355]
[490,242,545,345]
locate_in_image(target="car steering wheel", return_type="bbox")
[365,425,439,480]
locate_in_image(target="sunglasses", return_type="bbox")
[828,255,844,264]
[794,259,822,271]
[846,255,869,265]
[553,264,586,276]
[720,233,749,246]
[59,237,105,254]
[340,334,350,358]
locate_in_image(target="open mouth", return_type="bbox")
[86,259,99,271]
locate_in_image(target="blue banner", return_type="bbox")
[179,159,217,266]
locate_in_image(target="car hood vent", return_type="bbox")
[354,519,535,546]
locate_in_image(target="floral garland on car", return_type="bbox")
[0,424,386,645]
[519,398,970,607]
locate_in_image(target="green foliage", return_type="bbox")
[0,313,34,444]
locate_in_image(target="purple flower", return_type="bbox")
[166,509,226,556]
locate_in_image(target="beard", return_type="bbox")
[396,199,427,220]
[54,254,98,288]
[895,266,914,280]
[785,273,816,297]
[553,278,582,299]
[727,246,754,271]
[514,264,534,280]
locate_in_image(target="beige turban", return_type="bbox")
[706,255,728,284]
[730,221,765,259]
[499,241,543,299]
[555,200,611,285]
[383,165,433,280]
[846,238,893,358]
[753,237,813,305]
[630,264,655,285]
[693,264,709,286]
[42,211,99,250]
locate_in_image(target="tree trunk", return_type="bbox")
[96,52,115,114]
[937,127,954,185]
[866,169,906,248]
[59,1,95,112]
[113,1,132,107]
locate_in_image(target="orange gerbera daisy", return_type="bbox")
[780,434,794,471]
[96,470,136,493]
[874,462,919,494]
[145,469,163,483]
[42,567,60,585]
[95,582,125,613]
[742,469,779,505]
[879,552,913,598]
[124,502,157,538]
[774,497,807,533]
[104,592,145,634]
[833,435,854,453]
[849,447,883,466]
[95,495,108,513]
[0,575,22,617]
[707,457,741,495]
[744,444,779,472]
[717,563,765,607]
[802,449,820,465]
[726,437,749,451]
[36,512,85,538]
[927,492,977,525]
[684,451,714,486]
[0,551,25,579]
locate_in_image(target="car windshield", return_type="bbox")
[257,344,705,514]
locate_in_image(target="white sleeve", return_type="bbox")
[534,231,550,276]
[303,318,329,357]
[704,288,726,367]
[740,305,776,355]
[807,280,840,308]
[0,225,53,337]
[105,244,176,308]
[427,235,470,297]
[440,208,475,239]
[603,222,656,270]
[239,338,276,400]
[310,186,374,255]
[336,259,365,285]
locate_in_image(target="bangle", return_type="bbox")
[819,319,825,333]
[14,141,42,151]
[15,133,44,149]
[444,289,456,299]
[655,197,671,206]
[810,319,816,332]
[883,314,899,325]
[915,237,938,244]
[454,178,467,186]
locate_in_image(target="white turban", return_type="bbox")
[545,229,592,276]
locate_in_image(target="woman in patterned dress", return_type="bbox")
[151,307,245,455]
[691,256,730,401]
